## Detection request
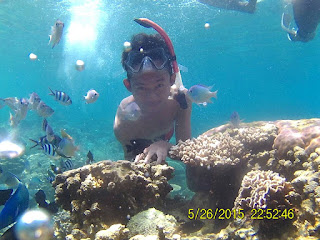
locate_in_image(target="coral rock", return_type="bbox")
[95,224,129,240]
[169,121,278,207]
[53,160,174,236]
[273,119,320,159]
[126,208,177,238]
[234,170,296,210]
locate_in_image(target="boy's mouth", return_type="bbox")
[142,100,162,110]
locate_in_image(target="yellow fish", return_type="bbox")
[56,130,79,158]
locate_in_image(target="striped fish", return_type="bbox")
[47,170,56,183]
[41,143,56,157]
[49,88,72,106]
[42,118,55,142]
[29,136,50,149]
[61,159,73,171]
[50,164,62,174]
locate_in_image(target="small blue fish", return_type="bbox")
[186,85,217,106]
[49,88,72,106]
[0,172,29,230]
[86,150,94,164]
[229,111,241,128]
[51,164,62,174]
[46,170,55,183]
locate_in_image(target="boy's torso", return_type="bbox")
[118,96,178,140]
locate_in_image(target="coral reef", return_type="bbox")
[167,119,320,239]
[95,224,129,240]
[169,121,278,209]
[51,119,320,240]
[126,208,177,238]
[169,121,277,168]
[234,170,297,210]
[53,160,174,238]
[289,147,320,238]
[273,119,320,159]
[232,170,300,239]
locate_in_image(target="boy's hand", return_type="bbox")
[134,140,173,164]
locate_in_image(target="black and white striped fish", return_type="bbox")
[48,88,72,106]
[29,136,50,149]
[42,118,55,142]
[41,143,57,157]
[61,159,73,171]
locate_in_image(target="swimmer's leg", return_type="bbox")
[237,0,257,13]
[247,0,257,13]
[281,12,298,41]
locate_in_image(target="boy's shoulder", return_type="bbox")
[114,95,137,139]
[118,95,134,108]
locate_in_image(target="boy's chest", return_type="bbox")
[127,111,175,140]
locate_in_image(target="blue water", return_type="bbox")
[0,0,320,197]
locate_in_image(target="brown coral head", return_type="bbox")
[234,170,295,211]
[305,136,320,155]
[273,128,304,158]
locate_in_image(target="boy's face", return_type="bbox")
[125,69,174,113]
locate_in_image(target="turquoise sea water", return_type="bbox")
[0,0,319,206]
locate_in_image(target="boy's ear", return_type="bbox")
[123,79,131,91]
[170,73,176,85]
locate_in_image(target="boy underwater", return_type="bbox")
[114,33,192,164]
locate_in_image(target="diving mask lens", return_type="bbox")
[125,48,169,73]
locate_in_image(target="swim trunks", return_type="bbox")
[125,126,174,160]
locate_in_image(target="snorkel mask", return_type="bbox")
[124,48,172,74]
[128,18,188,109]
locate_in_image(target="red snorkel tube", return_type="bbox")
[134,18,179,74]
[134,18,187,109]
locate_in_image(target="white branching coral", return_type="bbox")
[234,170,295,210]
[169,123,277,168]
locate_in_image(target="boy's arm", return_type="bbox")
[114,109,132,160]
[175,98,192,143]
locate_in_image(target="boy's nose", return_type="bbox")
[148,92,158,100]
[145,91,159,101]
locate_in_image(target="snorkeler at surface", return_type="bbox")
[198,0,257,13]
[281,0,320,42]
[113,33,192,164]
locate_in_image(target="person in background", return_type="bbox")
[113,33,192,164]
[198,0,257,13]
[281,0,320,42]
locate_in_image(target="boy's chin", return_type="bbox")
[140,101,162,112]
